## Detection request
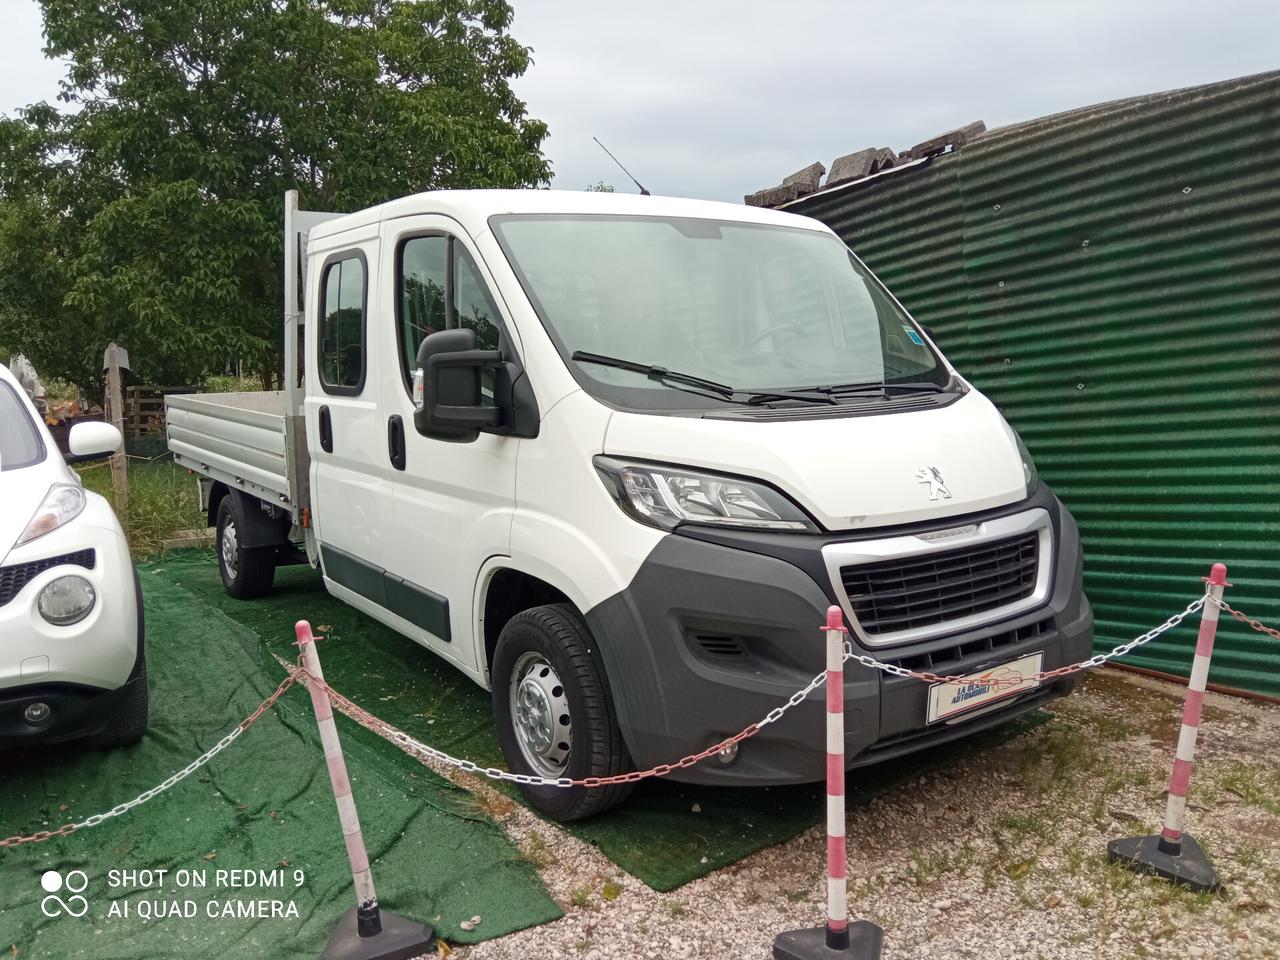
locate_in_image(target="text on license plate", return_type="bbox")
[926,653,1043,724]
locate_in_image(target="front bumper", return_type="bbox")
[0,513,142,748]
[586,486,1092,785]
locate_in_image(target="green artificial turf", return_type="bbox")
[0,573,560,959]
[146,552,1048,892]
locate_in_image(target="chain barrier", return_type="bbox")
[305,661,830,790]
[846,595,1209,688]
[3,586,1270,841]
[1210,596,1280,642]
[0,666,301,849]
[307,591,1214,790]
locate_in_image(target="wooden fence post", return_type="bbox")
[103,343,130,515]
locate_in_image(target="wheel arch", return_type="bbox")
[215,488,291,549]
[479,564,573,684]
[206,480,231,530]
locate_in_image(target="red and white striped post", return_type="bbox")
[824,605,850,950]
[773,606,883,960]
[295,621,435,960]
[1107,564,1228,892]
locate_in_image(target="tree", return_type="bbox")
[585,180,615,192]
[0,0,550,392]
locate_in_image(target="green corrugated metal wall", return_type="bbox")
[789,71,1280,697]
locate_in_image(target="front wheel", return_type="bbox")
[492,603,633,821]
[216,497,276,599]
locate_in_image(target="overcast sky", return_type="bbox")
[3,1,1276,202]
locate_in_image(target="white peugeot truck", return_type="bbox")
[167,189,1092,820]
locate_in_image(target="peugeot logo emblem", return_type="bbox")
[916,466,951,501]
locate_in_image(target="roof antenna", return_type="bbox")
[593,136,650,196]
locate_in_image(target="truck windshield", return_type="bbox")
[0,380,46,471]
[491,214,948,410]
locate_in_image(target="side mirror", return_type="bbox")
[918,323,937,341]
[66,421,123,463]
[413,328,502,442]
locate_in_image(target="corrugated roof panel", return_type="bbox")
[789,71,1280,696]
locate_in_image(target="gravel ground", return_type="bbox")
[334,666,1280,960]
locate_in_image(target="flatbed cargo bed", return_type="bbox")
[166,390,308,514]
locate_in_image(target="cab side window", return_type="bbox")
[397,236,503,398]
[453,249,501,353]
[318,254,367,394]
[399,236,448,377]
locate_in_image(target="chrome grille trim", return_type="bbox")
[822,508,1052,648]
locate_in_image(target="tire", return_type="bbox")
[216,496,276,599]
[492,603,634,821]
[85,659,149,749]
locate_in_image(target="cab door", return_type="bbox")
[377,216,522,672]
[306,235,398,606]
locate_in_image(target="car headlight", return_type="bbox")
[38,575,96,626]
[594,457,817,531]
[15,483,86,548]
[1013,432,1039,496]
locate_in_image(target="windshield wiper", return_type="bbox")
[572,351,737,397]
[743,387,839,406]
[825,379,950,396]
[571,351,840,406]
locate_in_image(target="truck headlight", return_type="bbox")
[1014,433,1039,496]
[15,483,86,547]
[594,457,817,531]
[38,576,96,626]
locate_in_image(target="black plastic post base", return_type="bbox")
[321,907,435,960]
[1107,833,1222,893]
[773,921,885,960]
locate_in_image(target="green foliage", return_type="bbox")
[203,373,263,393]
[585,180,615,192]
[0,0,550,393]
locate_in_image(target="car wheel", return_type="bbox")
[216,496,275,599]
[492,603,634,821]
[85,658,149,749]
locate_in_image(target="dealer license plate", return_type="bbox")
[926,653,1043,724]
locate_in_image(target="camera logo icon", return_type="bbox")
[40,870,89,918]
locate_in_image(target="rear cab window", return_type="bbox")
[0,379,47,471]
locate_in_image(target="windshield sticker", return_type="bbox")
[903,326,926,346]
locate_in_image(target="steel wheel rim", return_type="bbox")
[221,519,239,579]
[508,652,572,778]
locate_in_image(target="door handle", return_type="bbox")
[387,415,406,471]
[318,406,333,453]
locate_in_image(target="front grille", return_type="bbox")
[0,549,96,607]
[841,533,1039,635]
[884,616,1053,675]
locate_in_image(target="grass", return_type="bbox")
[903,847,970,888]
[1218,761,1280,816]
[521,831,557,871]
[77,458,205,558]
[995,811,1050,841]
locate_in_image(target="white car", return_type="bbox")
[0,362,146,749]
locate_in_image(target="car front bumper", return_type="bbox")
[586,485,1093,785]
[0,515,142,748]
